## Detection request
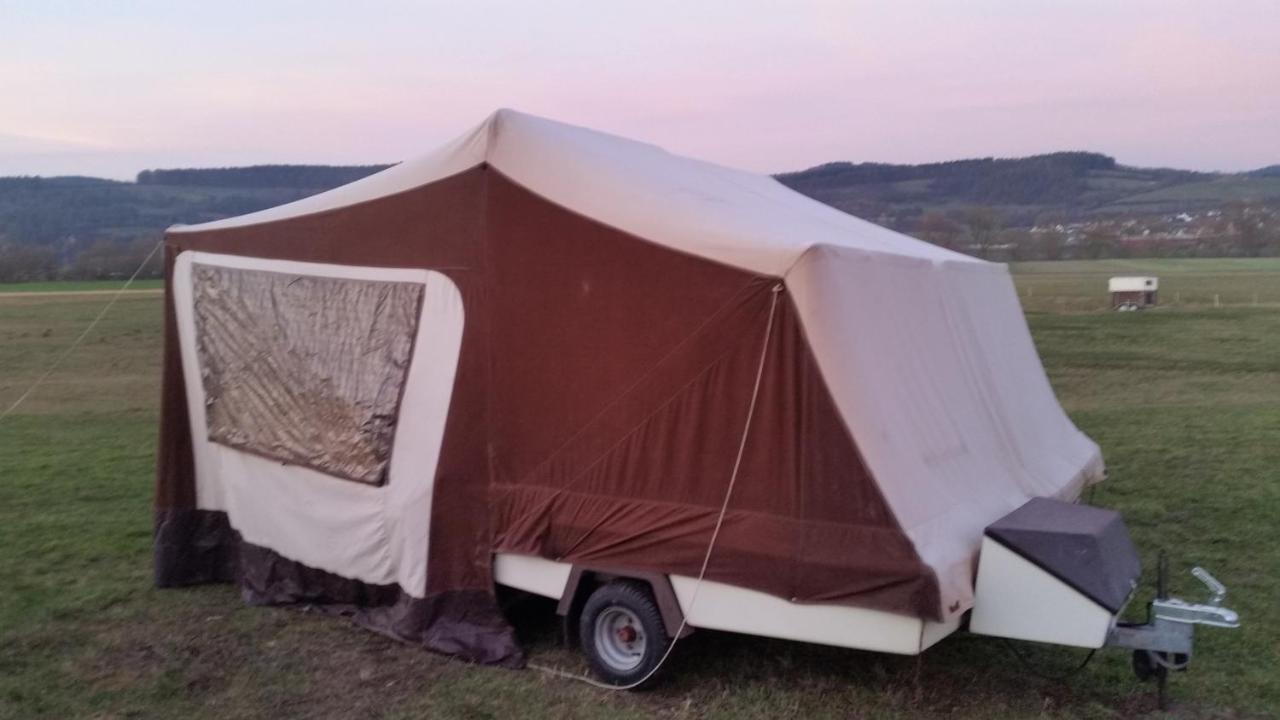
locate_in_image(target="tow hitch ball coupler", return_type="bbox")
[1150,567,1239,628]
[1105,560,1240,709]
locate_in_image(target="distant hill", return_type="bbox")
[776,152,1280,229]
[1,155,1278,259]
[0,165,391,249]
[136,164,392,189]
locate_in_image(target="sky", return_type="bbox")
[1,0,1277,180]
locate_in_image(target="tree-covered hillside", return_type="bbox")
[773,152,1257,228]
[136,164,391,189]
[779,152,1139,206]
[0,166,392,282]
[0,166,391,248]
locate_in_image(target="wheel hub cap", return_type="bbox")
[594,606,647,672]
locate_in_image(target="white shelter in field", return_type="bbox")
[1108,276,1158,309]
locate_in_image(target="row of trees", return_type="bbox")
[1,203,1277,282]
[912,203,1280,261]
[0,173,356,246]
[915,207,1011,258]
[779,152,1129,206]
[0,236,162,283]
[136,164,389,189]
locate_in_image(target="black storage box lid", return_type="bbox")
[985,497,1141,613]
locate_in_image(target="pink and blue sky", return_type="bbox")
[1,0,1277,180]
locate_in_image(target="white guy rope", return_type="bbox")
[529,282,784,690]
[0,240,163,423]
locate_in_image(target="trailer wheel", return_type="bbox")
[1132,649,1165,682]
[578,581,670,688]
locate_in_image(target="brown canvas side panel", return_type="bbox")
[156,245,195,512]
[155,246,202,586]
[483,172,939,618]
[488,293,936,617]
[421,273,495,597]
[154,168,520,663]
[482,172,767,488]
[163,167,488,268]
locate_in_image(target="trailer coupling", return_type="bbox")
[970,500,1240,710]
[1105,562,1240,708]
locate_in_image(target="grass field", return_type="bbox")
[1011,258,1280,313]
[0,279,165,294]
[2,260,1278,719]
[1105,176,1280,209]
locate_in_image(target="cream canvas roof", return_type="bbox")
[172,109,977,274]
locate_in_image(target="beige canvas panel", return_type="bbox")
[786,244,1103,617]
[174,252,466,595]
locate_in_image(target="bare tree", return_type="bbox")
[915,211,963,250]
[64,236,162,280]
[1082,225,1119,260]
[1221,202,1271,257]
[0,243,58,282]
[1001,229,1034,262]
[964,207,1002,259]
[1034,211,1067,261]
[1040,230,1064,261]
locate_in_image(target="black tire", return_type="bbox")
[1133,650,1188,681]
[578,580,671,688]
[1133,649,1166,682]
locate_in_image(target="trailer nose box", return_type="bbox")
[970,498,1141,648]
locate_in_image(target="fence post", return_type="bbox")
[1214,294,1220,308]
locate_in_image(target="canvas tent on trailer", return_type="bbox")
[154,109,1107,670]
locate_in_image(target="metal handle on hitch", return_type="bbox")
[1191,567,1226,606]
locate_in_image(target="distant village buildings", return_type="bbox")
[1021,205,1277,261]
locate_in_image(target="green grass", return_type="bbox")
[0,279,164,293]
[1011,258,1280,313]
[1,261,1278,718]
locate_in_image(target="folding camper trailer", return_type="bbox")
[154,111,1235,696]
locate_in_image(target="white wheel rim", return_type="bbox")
[594,606,646,672]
